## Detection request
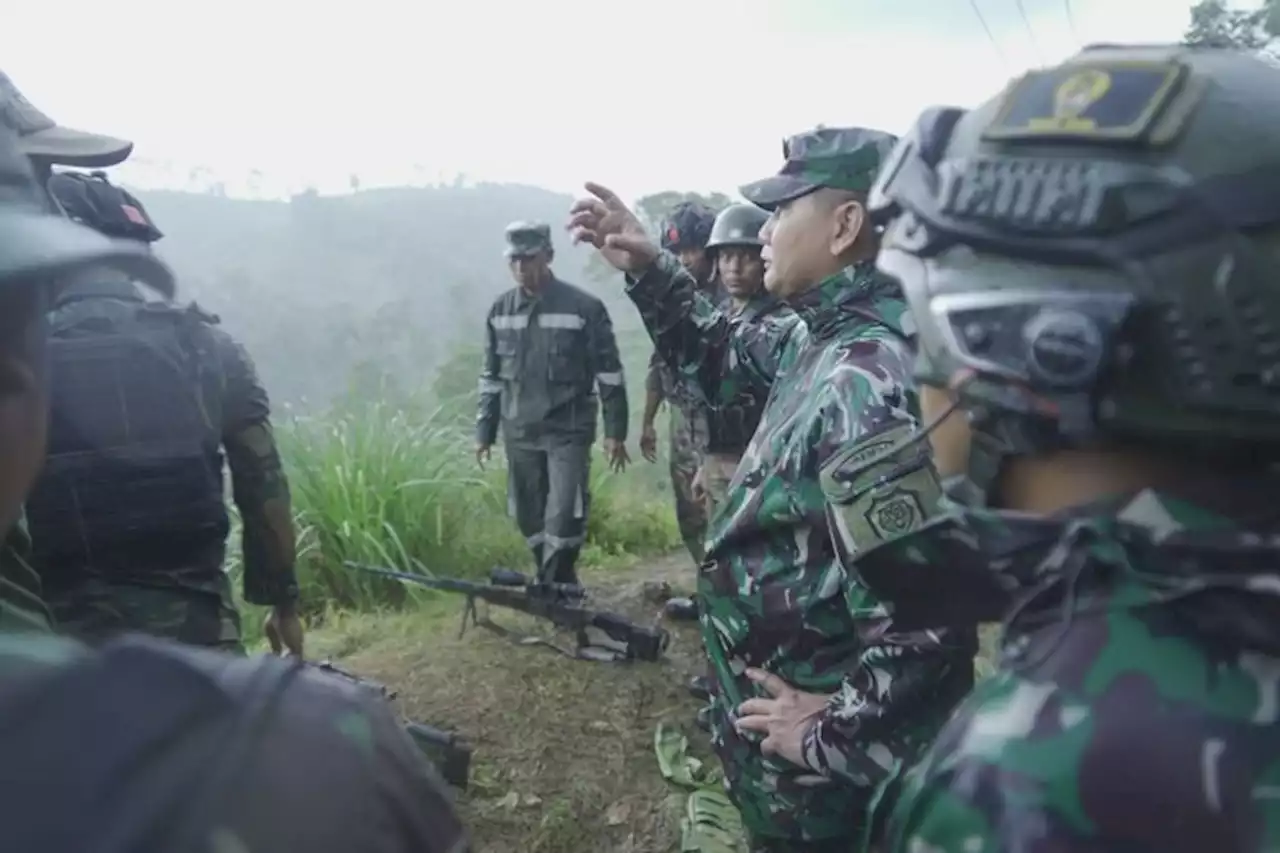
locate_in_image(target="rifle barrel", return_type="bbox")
[346,561,585,601]
[345,562,489,595]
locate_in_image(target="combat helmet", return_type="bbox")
[704,203,769,252]
[659,201,716,251]
[869,45,1280,504]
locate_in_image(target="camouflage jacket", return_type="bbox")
[0,520,54,633]
[626,252,975,843]
[0,631,469,852]
[646,290,792,456]
[856,489,1280,853]
[644,279,729,416]
[704,292,792,456]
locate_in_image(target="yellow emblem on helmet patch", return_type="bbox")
[1048,69,1111,130]
[983,61,1186,143]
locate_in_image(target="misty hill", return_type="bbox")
[133,183,636,408]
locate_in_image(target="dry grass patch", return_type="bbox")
[310,555,710,853]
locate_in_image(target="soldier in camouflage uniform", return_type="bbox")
[670,202,791,669]
[0,69,139,634]
[477,221,629,586]
[692,202,789,518]
[639,201,719,570]
[0,106,470,853]
[24,170,302,656]
[570,128,975,852]
[850,46,1280,853]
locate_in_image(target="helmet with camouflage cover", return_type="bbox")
[658,201,716,251]
[704,203,769,251]
[869,45,1280,504]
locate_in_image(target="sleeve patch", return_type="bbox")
[821,422,941,549]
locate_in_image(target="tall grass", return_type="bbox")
[228,331,682,648]
[260,392,679,618]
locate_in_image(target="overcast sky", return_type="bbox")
[3,0,1196,201]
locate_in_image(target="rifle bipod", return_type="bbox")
[455,593,631,663]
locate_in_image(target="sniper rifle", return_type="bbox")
[344,562,670,663]
[308,660,473,790]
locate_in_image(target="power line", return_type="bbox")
[969,0,1011,70]
[1064,0,1081,45]
[1014,0,1045,64]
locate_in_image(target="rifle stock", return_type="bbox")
[404,722,473,792]
[308,661,472,790]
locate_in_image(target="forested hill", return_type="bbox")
[133,183,631,408]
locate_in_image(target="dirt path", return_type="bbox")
[314,552,710,853]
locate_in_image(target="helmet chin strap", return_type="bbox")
[895,366,1016,510]
[828,365,1014,508]
[943,424,1012,508]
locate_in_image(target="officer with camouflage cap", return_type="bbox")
[477,220,629,586]
[569,127,975,852]
[20,169,303,657]
[0,70,139,633]
[855,45,1280,851]
[0,118,471,853]
[640,201,722,574]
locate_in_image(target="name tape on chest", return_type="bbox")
[983,61,1186,144]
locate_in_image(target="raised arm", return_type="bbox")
[626,251,794,411]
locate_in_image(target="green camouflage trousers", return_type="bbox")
[698,453,740,522]
[669,405,709,565]
[47,575,244,653]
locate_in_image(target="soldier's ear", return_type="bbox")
[830,197,865,256]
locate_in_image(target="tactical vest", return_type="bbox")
[25,300,229,580]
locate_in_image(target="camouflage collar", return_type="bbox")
[736,291,782,322]
[786,261,895,334]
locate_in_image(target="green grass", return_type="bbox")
[232,383,683,647]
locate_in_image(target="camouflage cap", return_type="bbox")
[0,120,172,296]
[504,220,553,258]
[1,70,133,168]
[740,126,899,211]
